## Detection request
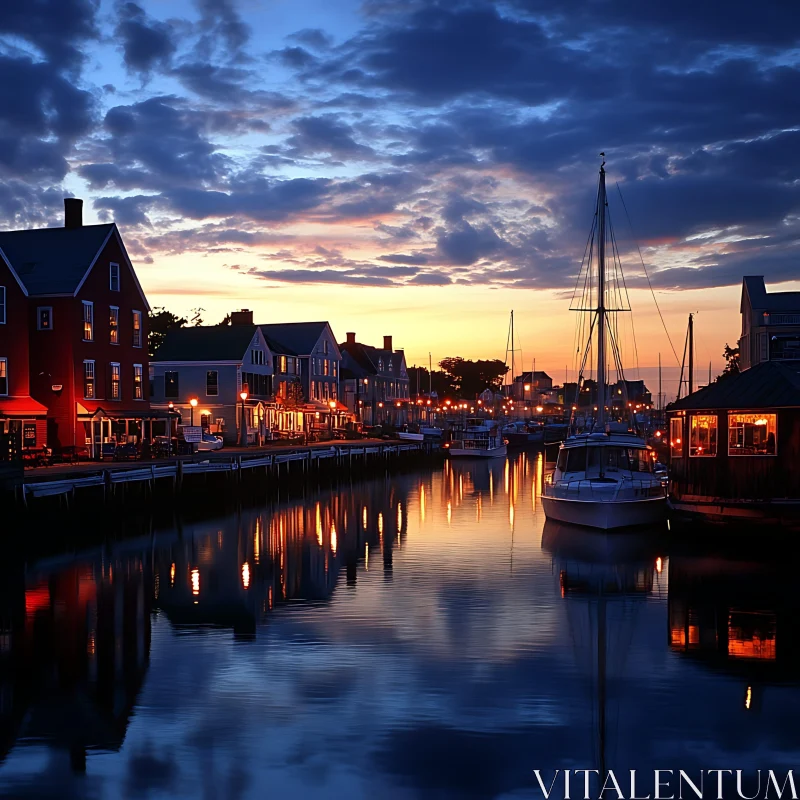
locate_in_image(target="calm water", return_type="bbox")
[2,454,799,799]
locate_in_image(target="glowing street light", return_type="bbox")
[239,388,248,446]
[189,396,198,426]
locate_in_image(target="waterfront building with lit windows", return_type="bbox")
[0,198,150,454]
[151,311,274,444]
[738,276,800,371]
[667,361,800,526]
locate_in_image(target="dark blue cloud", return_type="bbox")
[115,2,177,77]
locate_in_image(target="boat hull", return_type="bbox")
[541,494,667,530]
[449,445,508,459]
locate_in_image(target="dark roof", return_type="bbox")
[340,340,407,378]
[261,332,297,357]
[515,371,552,382]
[259,322,329,356]
[742,276,800,313]
[155,325,258,362]
[0,223,115,295]
[669,361,800,411]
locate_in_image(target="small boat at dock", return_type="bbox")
[448,418,507,458]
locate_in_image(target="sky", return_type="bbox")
[2,0,799,396]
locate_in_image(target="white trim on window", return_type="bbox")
[132,309,142,347]
[0,357,7,396]
[110,362,121,400]
[109,305,120,344]
[37,306,53,331]
[133,363,143,400]
[109,262,120,292]
[83,360,96,399]
[82,301,94,341]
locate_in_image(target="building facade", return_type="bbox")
[739,276,800,371]
[0,252,48,450]
[0,199,151,452]
[259,322,342,414]
[339,333,410,424]
[151,322,273,443]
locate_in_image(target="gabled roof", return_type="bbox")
[259,322,332,356]
[742,276,800,313]
[155,325,259,362]
[0,223,116,295]
[516,371,551,382]
[669,361,800,411]
[340,340,407,378]
[261,332,297,357]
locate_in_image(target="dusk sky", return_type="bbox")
[2,0,799,394]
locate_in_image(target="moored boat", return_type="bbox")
[448,418,507,458]
[541,157,667,530]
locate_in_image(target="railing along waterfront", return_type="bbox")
[13,441,430,508]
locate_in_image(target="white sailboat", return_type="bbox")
[541,158,667,530]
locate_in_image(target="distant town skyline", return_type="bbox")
[2,0,798,394]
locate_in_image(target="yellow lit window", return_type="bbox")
[689,414,717,457]
[728,413,777,456]
[669,417,683,455]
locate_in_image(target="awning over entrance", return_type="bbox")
[0,396,48,417]
[77,403,178,420]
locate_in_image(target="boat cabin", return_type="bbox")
[667,361,800,526]
[555,434,656,478]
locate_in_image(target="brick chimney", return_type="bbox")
[346,332,356,344]
[383,335,393,351]
[64,198,83,229]
[230,309,253,326]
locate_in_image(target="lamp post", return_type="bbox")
[189,397,198,426]
[239,388,249,447]
[328,399,336,434]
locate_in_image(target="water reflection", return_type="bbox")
[1,454,799,798]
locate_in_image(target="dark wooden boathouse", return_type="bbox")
[666,361,800,526]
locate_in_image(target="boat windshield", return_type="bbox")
[557,445,654,473]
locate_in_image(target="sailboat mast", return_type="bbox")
[658,352,662,411]
[596,159,607,429]
[688,313,694,395]
[511,310,515,397]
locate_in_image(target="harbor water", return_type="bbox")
[2,454,797,799]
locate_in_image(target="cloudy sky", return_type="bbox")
[2,0,799,389]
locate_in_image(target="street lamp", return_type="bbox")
[239,388,248,446]
[329,399,336,433]
[189,396,198,426]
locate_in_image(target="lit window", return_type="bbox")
[206,370,218,396]
[689,414,717,457]
[132,310,142,347]
[37,307,53,330]
[0,286,5,324]
[109,263,120,291]
[84,360,95,399]
[110,362,120,400]
[109,306,119,344]
[669,417,683,455]
[729,413,777,456]
[83,301,94,341]
[133,364,143,399]
[0,358,7,395]
[323,359,329,376]
[279,355,287,373]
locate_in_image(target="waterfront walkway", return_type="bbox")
[23,438,396,481]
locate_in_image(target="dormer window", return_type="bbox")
[323,340,329,355]
[378,359,384,371]
[388,360,393,372]
[110,263,120,292]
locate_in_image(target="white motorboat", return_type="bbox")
[541,158,667,530]
[448,418,507,458]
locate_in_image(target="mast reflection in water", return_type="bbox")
[2,454,800,798]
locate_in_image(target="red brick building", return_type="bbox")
[0,199,151,452]
[0,250,47,448]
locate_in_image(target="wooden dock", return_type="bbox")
[13,440,432,508]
